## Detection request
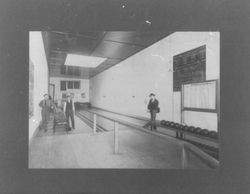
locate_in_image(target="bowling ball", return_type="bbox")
[165,121,170,126]
[179,124,185,130]
[208,131,218,139]
[188,126,195,133]
[173,123,179,129]
[160,120,166,126]
[194,127,202,134]
[170,122,175,127]
[201,129,209,136]
[208,131,213,138]
[183,125,189,131]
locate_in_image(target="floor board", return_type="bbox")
[29,111,211,169]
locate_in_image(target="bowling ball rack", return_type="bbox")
[159,120,219,143]
[159,120,219,159]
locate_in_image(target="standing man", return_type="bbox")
[64,93,75,131]
[147,93,160,131]
[39,94,52,132]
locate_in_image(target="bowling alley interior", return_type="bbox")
[29,31,220,169]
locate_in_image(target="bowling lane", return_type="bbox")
[36,114,93,138]
[82,108,218,148]
[76,108,148,132]
[61,125,185,168]
[29,116,94,168]
[30,122,211,169]
[77,111,117,131]
[89,108,148,126]
[30,109,214,169]
[77,108,176,137]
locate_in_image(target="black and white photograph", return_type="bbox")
[29,31,220,169]
[1,0,250,193]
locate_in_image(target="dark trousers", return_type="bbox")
[40,109,50,131]
[150,110,157,130]
[66,110,75,129]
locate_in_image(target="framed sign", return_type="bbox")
[182,80,218,111]
[173,45,206,91]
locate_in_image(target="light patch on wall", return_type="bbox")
[154,82,159,89]
[151,54,165,62]
[65,54,106,68]
[81,93,86,98]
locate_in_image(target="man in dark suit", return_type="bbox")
[147,93,159,131]
[39,94,53,132]
[63,93,75,131]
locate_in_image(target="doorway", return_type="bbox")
[49,83,55,100]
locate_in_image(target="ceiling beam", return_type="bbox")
[90,31,107,56]
[102,39,145,47]
[51,31,99,40]
[50,50,67,53]
[49,57,65,60]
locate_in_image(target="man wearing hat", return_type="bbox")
[147,93,160,131]
[39,94,53,132]
[63,93,75,130]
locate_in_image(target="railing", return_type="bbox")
[79,107,219,148]
[182,142,219,169]
[90,110,141,154]
[83,110,219,169]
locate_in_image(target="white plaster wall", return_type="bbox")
[29,31,49,141]
[90,37,173,120]
[49,77,89,103]
[169,32,220,130]
[184,111,218,130]
[90,32,220,130]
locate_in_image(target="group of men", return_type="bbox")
[39,93,75,132]
[39,92,160,132]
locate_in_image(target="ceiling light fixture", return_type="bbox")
[65,54,106,68]
[145,20,151,24]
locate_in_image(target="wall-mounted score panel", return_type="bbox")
[173,45,206,92]
[183,80,217,111]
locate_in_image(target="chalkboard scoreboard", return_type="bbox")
[173,45,206,91]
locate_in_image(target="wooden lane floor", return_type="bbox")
[80,108,178,137]
[29,116,93,168]
[29,113,211,169]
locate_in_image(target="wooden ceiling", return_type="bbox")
[43,31,173,79]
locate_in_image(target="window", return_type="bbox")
[67,66,75,75]
[60,81,66,91]
[67,81,73,89]
[74,81,80,89]
[60,65,66,75]
[61,80,80,90]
